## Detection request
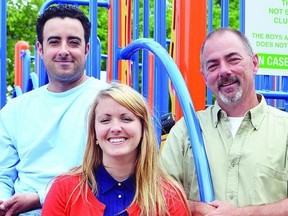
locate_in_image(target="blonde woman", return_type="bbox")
[42,83,190,215]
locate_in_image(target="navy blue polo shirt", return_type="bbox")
[96,165,136,216]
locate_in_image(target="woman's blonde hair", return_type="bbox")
[67,82,190,215]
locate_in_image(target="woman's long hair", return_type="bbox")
[66,82,190,215]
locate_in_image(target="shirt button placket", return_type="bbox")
[118,182,123,199]
[226,158,239,205]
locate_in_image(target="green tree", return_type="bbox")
[6,0,45,94]
[229,0,240,29]
[212,0,239,29]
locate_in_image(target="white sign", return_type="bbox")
[245,0,288,75]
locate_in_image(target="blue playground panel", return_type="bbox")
[0,0,7,108]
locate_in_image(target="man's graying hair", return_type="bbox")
[36,4,91,46]
[200,28,254,71]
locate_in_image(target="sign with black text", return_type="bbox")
[245,0,288,75]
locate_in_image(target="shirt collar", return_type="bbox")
[212,94,267,130]
[248,94,267,130]
[96,164,136,194]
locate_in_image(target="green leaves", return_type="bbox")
[6,0,44,94]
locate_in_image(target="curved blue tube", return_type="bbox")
[119,38,214,202]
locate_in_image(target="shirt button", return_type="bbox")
[118,182,121,186]
[229,195,234,200]
[231,162,235,167]
[118,194,122,198]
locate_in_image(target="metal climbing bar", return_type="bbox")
[119,38,214,202]
[0,0,7,109]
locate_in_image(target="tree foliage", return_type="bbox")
[6,0,45,92]
[212,0,239,29]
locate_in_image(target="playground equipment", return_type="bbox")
[13,41,29,96]
[0,0,6,108]
[1,0,214,202]
[3,0,288,203]
[0,0,288,202]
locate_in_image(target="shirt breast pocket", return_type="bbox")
[252,164,288,205]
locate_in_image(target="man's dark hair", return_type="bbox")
[36,4,91,45]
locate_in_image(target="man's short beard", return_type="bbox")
[54,71,83,83]
[48,67,85,84]
[219,87,243,105]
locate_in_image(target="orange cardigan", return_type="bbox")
[42,175,189,216]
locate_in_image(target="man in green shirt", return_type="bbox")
[159,28,288,215]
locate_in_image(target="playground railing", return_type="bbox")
[6,0,215,202]
[0,0,7,109]
[119,38,214,202]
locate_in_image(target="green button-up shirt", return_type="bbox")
[159,95,288,207]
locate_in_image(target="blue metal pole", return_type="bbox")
[154,0,168,141]
[88,0,100,78]
[111,0,119,80]
[282,76,288,111]
[239,0,245,33]
[206,0,214,107]
[0,0,7,108]
[208,0,213,32]
[119,38,214,202]
[142,0,150,99]
[221,0,229,27]
[132,0,140,90]
[21,50,31,93]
